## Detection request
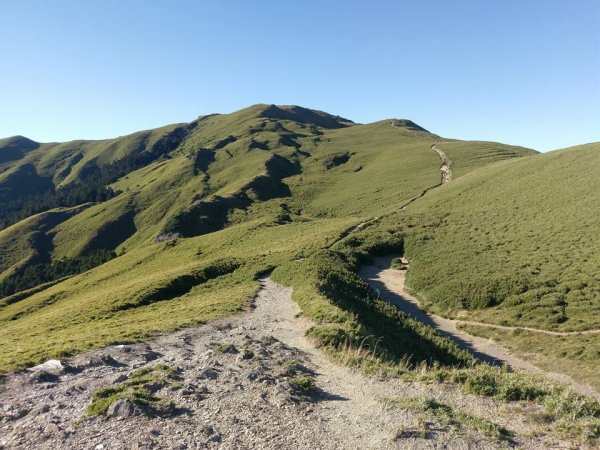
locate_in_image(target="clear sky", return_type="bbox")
[1,0,598,151]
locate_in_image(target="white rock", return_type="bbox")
[29,360,65,373]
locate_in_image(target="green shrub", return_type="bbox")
[87,364,177,416]
[288,376,316,394]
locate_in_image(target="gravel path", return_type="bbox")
[431,143,452,183]
[360,255,600,401]
[0,276,574,449]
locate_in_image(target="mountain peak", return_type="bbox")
[259,104,353,129]
[389,119,429,133]
[0,135,39,150]
[0,136,40,164]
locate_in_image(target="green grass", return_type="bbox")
[1,104,529,375]
[87,363,178,416]
[288,376,317,394]
[271,230,475,372]
[407,364,600,444]
[459,323,600,391]
[1,103,598,443]
[380,395,513,441]
[0,206,88,281]
[0,215,354,373]
[395,142,600,387]
[404,143,600,331]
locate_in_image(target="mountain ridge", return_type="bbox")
[1,103,598,398]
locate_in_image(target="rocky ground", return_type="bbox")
[0,277,579,449]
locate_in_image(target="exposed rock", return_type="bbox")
[106,399,142,418]
[247,372,258,381]
[0,277,574,450]
[201,425,216,436]
[3,407,30,421]
[29,370,59,384]
[155,232,181,243]
[87,354,123,367]
[142,350,162,362]
[208,433,222,443]
[198,368,219,380]
[29,360,66,374]
[112,374,128,384]
[143,382,165,394]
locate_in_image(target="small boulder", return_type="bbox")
[201,425,216,436]
[142,350,162,362]
[30,359,66,374]
[209,434,222,443]
[198,368,219,380]
[4,407,30,421]
[29,370,59,384]
[106,399,142,418]
[246,372,258,381]
[87,354,123,367]
[112,374,128,384]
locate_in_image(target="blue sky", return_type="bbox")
[1,0,598,151]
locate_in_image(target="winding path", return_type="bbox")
[359,255,600,401]
[390,121,452,184]
[454,319,600,337]
[431,143,452,183]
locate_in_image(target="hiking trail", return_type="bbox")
[0,275,575,449]
[359,255,600,401]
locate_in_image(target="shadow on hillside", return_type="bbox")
[363,258,506,367]
[315,253,472,368]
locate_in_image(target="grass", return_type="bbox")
[404,143,600,331]
[271,231,475,372]
[407,364,600,445]
[87,363,179,416]
[1,104,527,375]
[459,323,600,391]
[399,142,600,387]
[288,376,317,394]
[390,257,406,270]
[0,103,598,444]
[214,342,237,354]
[380,395,513,442]
[0,216,351,374]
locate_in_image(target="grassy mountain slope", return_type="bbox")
[399,142,600,387]
[0,206,90,282]
[404,143,600,330]
[0,104,536,374]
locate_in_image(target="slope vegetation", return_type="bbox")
[0,104,534,374]
[400,142,600,387]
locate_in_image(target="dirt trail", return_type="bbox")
[431,143,452,183]
[360,256,600,401]
[455,319,600,336]
[235,278,574,448]
[389,122,451,184]
[0,277,572,449]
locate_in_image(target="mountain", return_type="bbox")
[0,103,540,374]
[2,104,600,446]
